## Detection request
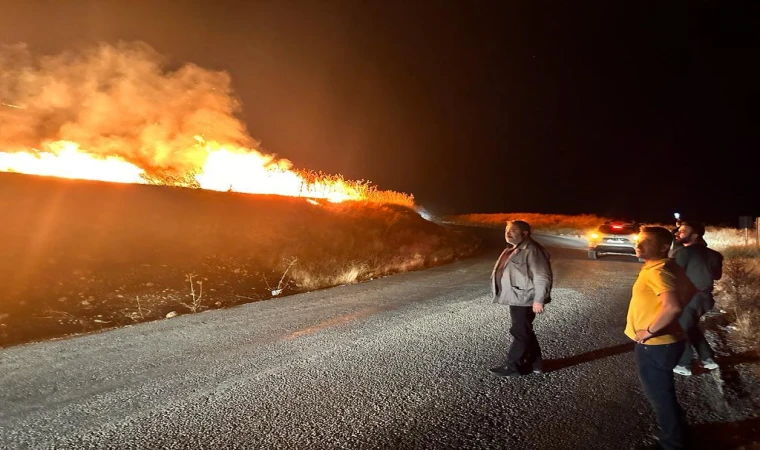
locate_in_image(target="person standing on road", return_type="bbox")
[626,226,693,450]
[671,220,723,376]
[489,220,553,377]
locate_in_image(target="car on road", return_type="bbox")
[587,221,644,262]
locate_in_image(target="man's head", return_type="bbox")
[635,226,673,261]
[674,220,705,246]
[505,220,531,246]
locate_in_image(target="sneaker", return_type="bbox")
[673,365,692,376]
[702,358,719,370]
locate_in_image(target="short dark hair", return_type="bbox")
[680,220,705,237]
[640,226,673,249]
[509,220,531,234]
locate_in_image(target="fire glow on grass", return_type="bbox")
[0,42,413,206]
[0,137,362,203]
[0,139,363,203]
[0,140,145,184]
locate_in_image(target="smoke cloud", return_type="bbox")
[0,41,271,174]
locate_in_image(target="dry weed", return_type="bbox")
[705,227,759,250]
[715,258,760,346]
[181,274,205,312]
[264,258,298,296]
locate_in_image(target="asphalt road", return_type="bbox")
[0,229,751,449]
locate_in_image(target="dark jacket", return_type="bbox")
[671,241,723,293]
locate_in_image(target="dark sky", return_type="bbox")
[1,1,757,225]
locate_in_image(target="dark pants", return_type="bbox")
[506,306,542,373]
[635,341,687,450]
[678,293,715,367]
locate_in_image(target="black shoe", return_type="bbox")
[532,368,544,374]
[488,366,522,377]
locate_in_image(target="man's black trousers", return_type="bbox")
[506,305,542,373]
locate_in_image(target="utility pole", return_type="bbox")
[740,216,753,246]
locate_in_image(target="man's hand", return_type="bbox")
[532,302,545,314]
[634,329,653,343]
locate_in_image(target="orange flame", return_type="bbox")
[0,138,369,203]
[0,141,145,184]
[0,42,415,207]
[193,138,361,202]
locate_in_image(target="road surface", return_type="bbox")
[0,230,754,449]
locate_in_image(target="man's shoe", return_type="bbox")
[673,365,692,376]
[532,368,544,374]
[488,366,522,377]
[702,358,719,370]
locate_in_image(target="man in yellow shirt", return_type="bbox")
[625,226,692,450]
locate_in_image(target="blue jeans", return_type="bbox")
[635,341,687,450]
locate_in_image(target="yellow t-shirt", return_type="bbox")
[624,258,685,345]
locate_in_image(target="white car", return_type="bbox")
[587,222,643,261]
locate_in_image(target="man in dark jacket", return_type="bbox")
[671,221,723,376]
[489,220,553,377]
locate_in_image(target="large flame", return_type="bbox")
[0,42,412,205]
[0,141,145,184]
[0,137,363,202]
[192,137,361,202]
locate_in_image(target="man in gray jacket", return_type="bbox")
[489,220,553,377]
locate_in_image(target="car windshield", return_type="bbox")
[598,223,638,234]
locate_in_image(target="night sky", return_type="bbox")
[2,1,757,225]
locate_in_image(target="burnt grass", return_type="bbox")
[0,173,482,348]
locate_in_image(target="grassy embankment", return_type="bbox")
[449,212,760,355]
[0,173,481,347]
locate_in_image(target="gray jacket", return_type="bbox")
[491,237,553,306]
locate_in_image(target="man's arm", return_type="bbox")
[527,248,552,304]
[635,291,683,343]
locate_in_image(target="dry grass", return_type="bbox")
[280,202,477,291]
[295,170,416,208]
[451,212,760,353]
[685,230,760,352]
[714,258,760,349]
[705,227,760,251]
[446,212,609,236]
[0,173,477,347]
[143,168,416,208]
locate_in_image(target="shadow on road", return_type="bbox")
[544,342,635,372]
[688,416,760,450]
[688,350,760,378]
[717,350,760,367]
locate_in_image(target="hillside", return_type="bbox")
[0,173,481,347]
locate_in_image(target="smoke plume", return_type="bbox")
[0,41,267,174]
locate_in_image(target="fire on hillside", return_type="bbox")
[0,136,367,203]
[0,42,412,206]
